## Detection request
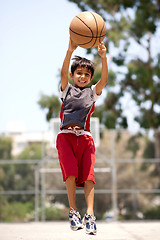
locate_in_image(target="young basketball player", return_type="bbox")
[56,37,108,235]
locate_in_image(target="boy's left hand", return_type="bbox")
[97,42,107,58]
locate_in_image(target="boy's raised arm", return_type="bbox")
[95,42,108,95]
[61,38,77,91]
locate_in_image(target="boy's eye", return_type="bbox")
[77,72,90,77]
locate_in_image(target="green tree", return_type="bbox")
[67,0,160,172]
[17,143,42,160]
[38,94,61,121]
[0,136,15,208]
[14,144,42,201]
[0,136,12,159]
[37,0,160,169]
[0,143,41,221]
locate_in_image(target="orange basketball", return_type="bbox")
[69,11,106,49]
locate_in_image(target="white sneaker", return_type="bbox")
[82,214,97,235]
[69,208,84,231]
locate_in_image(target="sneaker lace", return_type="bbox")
[70,208,81,222]
[87,214,96,226]
[74,211,81,220]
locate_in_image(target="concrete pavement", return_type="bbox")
[0,221,160,240]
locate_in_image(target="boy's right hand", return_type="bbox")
[68,37,78,52]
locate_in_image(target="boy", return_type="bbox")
[56,37,108,235]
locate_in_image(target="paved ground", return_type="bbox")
[0,221,160,240]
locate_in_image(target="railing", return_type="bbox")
[0,157,159,221]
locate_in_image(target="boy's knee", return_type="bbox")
[66,176,76,182]
[84,180,94,186]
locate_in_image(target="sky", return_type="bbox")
[0,0,89,133]
[1,1,159,134]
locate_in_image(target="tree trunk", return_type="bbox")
[154,129,160,176]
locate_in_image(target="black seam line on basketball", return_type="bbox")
[69,28,93,45]
[75,16,94,37]
[69,28,106,38]
[99,21,106,43]
[90,12,98,48]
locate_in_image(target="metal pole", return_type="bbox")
[133,159,137,219]
[111,130,118,221]
[41,132,46,222]
[41,168,46,221]
[35,164,39,221]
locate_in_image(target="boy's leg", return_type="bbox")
[66,176,77,210]
[84,180,94,215]
[83,180,97,235]
[66,176,83,230]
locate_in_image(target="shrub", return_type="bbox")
[143,205,160,220]
[0,201,34,222]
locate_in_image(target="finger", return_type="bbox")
[99,41,104,46]
[97,45,100,50]
[97,44,102,49]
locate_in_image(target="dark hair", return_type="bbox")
[71,55,95,77]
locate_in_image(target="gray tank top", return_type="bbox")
[60,83,99,129]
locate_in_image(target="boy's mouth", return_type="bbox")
[79,80,86,83]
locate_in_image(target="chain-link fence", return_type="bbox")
[0,130,160,222]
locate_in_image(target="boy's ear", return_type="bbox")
[70,72,73,79]
[90,76,93,82]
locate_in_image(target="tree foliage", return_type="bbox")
[17,143,42,160]
[37,94,61,121]
[68,0,160,123]
[67,0,160,164]
[37,0,160,166]
[0,143,42,206]
[0,136,12,159]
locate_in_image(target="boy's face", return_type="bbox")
[70,67,93,88]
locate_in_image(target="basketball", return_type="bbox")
[69,11,106,49]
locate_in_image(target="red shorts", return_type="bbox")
[56,133,96,187]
